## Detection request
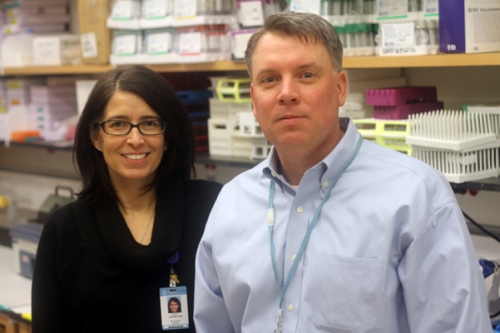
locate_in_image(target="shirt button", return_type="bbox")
[297,206,303,214]
[323,181,329,187]
[287,303,294,312]
[291,254,297,261]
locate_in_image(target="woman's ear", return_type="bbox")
[91,131,101,152]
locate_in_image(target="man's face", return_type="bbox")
[250,33,347,157]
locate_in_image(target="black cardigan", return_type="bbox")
[32,178,222,333]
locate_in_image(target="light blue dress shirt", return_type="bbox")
[194,118,491,333]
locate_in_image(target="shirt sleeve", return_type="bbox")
[398,200,492,332]
[31,218,68,333]
[194,209,236,333]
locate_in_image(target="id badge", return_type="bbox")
[160,286,189,330]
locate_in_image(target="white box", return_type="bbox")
[76,80,97,115]
[208,118,233,156]
[33,34,81,66]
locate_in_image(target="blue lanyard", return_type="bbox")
[268,135,363,318]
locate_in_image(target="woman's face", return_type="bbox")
[169,300,179,313]
[92,91,165,188]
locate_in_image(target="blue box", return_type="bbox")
[9,223,43,279]
[439,0,500,54]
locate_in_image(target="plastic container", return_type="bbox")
[412,140,500,183]
[366,86,439,106]
[407,110,497,151]
[353,118,412,155]
[373,101,444,119]
[215,78,251,102]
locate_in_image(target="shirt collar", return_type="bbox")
[263,118,360,189]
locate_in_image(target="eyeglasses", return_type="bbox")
[97,119,167,136]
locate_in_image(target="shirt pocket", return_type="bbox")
[309,255,383,331]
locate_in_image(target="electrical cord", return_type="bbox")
[462,211,500,244]
[490,308,500,320]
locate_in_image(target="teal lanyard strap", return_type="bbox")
[268,135,363,311]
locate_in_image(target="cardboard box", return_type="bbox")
[439,0,500,53]
[33,34,81,66]
[77,0,111,64]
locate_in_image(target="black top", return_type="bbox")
[32,177,222,333]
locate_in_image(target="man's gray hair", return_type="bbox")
[244,11,343,78]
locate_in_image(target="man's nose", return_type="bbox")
[277,78,299,104]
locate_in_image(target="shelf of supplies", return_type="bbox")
[4,142,500,187]
[1,61,248,76]
[343,52,500,68]
[2,52,500,76]
[4,141,73,151]
[2,142,263,168]
[3,64,112,76]
[196,152,263,168]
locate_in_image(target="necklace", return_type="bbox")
[140,212,154,244]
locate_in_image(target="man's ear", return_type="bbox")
[250,83,257,117]
[336,70,348,107]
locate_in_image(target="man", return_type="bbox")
[194,11,491,333]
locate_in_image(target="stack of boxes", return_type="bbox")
[1,0,77,68]
[208,77,271,159]
[177,89,213,152]
[28,77,78,141]
[354,86,443,155]
[365,86,443,120]
[340,74,407,119]
[3,0,70,34]
[4,78,45,143]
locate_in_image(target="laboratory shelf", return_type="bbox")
[450,177,500,193]
[1,142,263,168]
[5,141,73,151]
[343,52,500,68]
[195,152,263,169]
[2,52,500,76]
[4,142,500,186]
[1,61,248,76]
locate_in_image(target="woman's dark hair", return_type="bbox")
[74,65,196,203]
[168,297,181,313]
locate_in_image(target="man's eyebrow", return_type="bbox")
[255,68,276,78]
[298,62,320,69]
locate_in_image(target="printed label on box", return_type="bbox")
[238,1,264,27]
[289,0,320,14]
[147,32,172,54]
[378,0,407,18]
[178,32,202,55]
[115,35,137,55]
[232,31,254,59]
[144,0,168,18]
[174,0,196,18]
[81,32,98,58]
[112,0,134,19]
[381,22,415,48]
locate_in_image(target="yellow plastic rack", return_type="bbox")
[216,78,252,102]
[353,118,412,155]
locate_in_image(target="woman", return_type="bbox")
[32,65,222,332]
[168,297,181,313]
